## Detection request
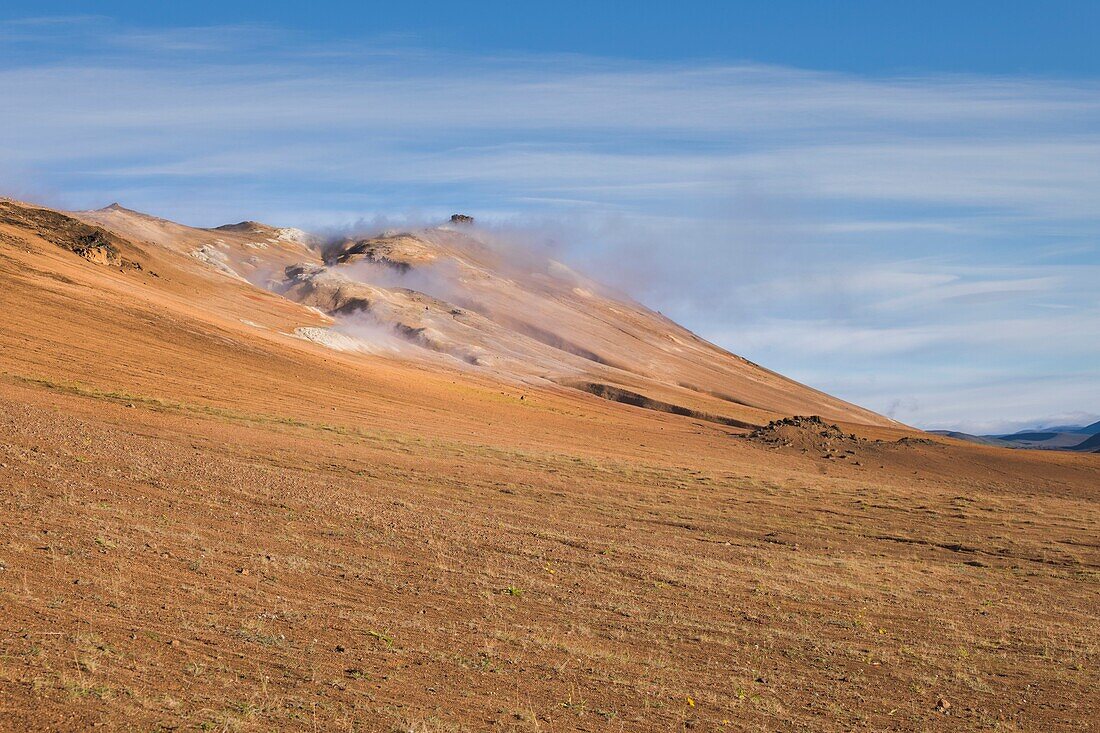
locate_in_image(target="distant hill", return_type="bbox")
[1073,432,1100,452]
[1012,420,1100,435]
[930,424,1100,452]
[1004,431,1062,442]
[927,431,1012,447]
[991,431,1091,449]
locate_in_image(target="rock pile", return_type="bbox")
[746,415,867,461]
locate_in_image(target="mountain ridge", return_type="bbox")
[929,424,1100,452]
[68,201,897,429]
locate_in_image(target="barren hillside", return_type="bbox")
[73,203,894,429]
[0,200,1096,731]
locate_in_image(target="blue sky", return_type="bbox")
[2,2,1098,433]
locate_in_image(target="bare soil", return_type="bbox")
[0,205,1097,731]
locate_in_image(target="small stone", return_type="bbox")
[237,568,249,576]
[168,639,180,647]
[936,697,951,713]
[335,645,346,653]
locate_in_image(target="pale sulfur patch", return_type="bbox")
[189,245,244,280]
[274,227,314,245]
[292,327,366,352]
[292,325,409,356]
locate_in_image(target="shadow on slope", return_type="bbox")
[564,381,758,429]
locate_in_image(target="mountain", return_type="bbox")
[76,203,319,281]
[71,202,894,429]
[1006,420,1100,436]
[1074,420,1100,435]
[990,431,1097,450]
[929,419,1100,452]
[1072,432,1100,452]
[933,428,1099,451]
[926,430,1014,447]
[3,197,1098,732]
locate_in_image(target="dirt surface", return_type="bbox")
[1,203,1098,731]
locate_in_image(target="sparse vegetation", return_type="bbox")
[0,203,1096,731]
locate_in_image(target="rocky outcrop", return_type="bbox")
[327,234,438,270]
[0,201,128,267]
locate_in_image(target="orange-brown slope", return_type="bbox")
[0,200,756,454]
[0,200,1097,732]
[70,202,895,428]
[73,203,322,286]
